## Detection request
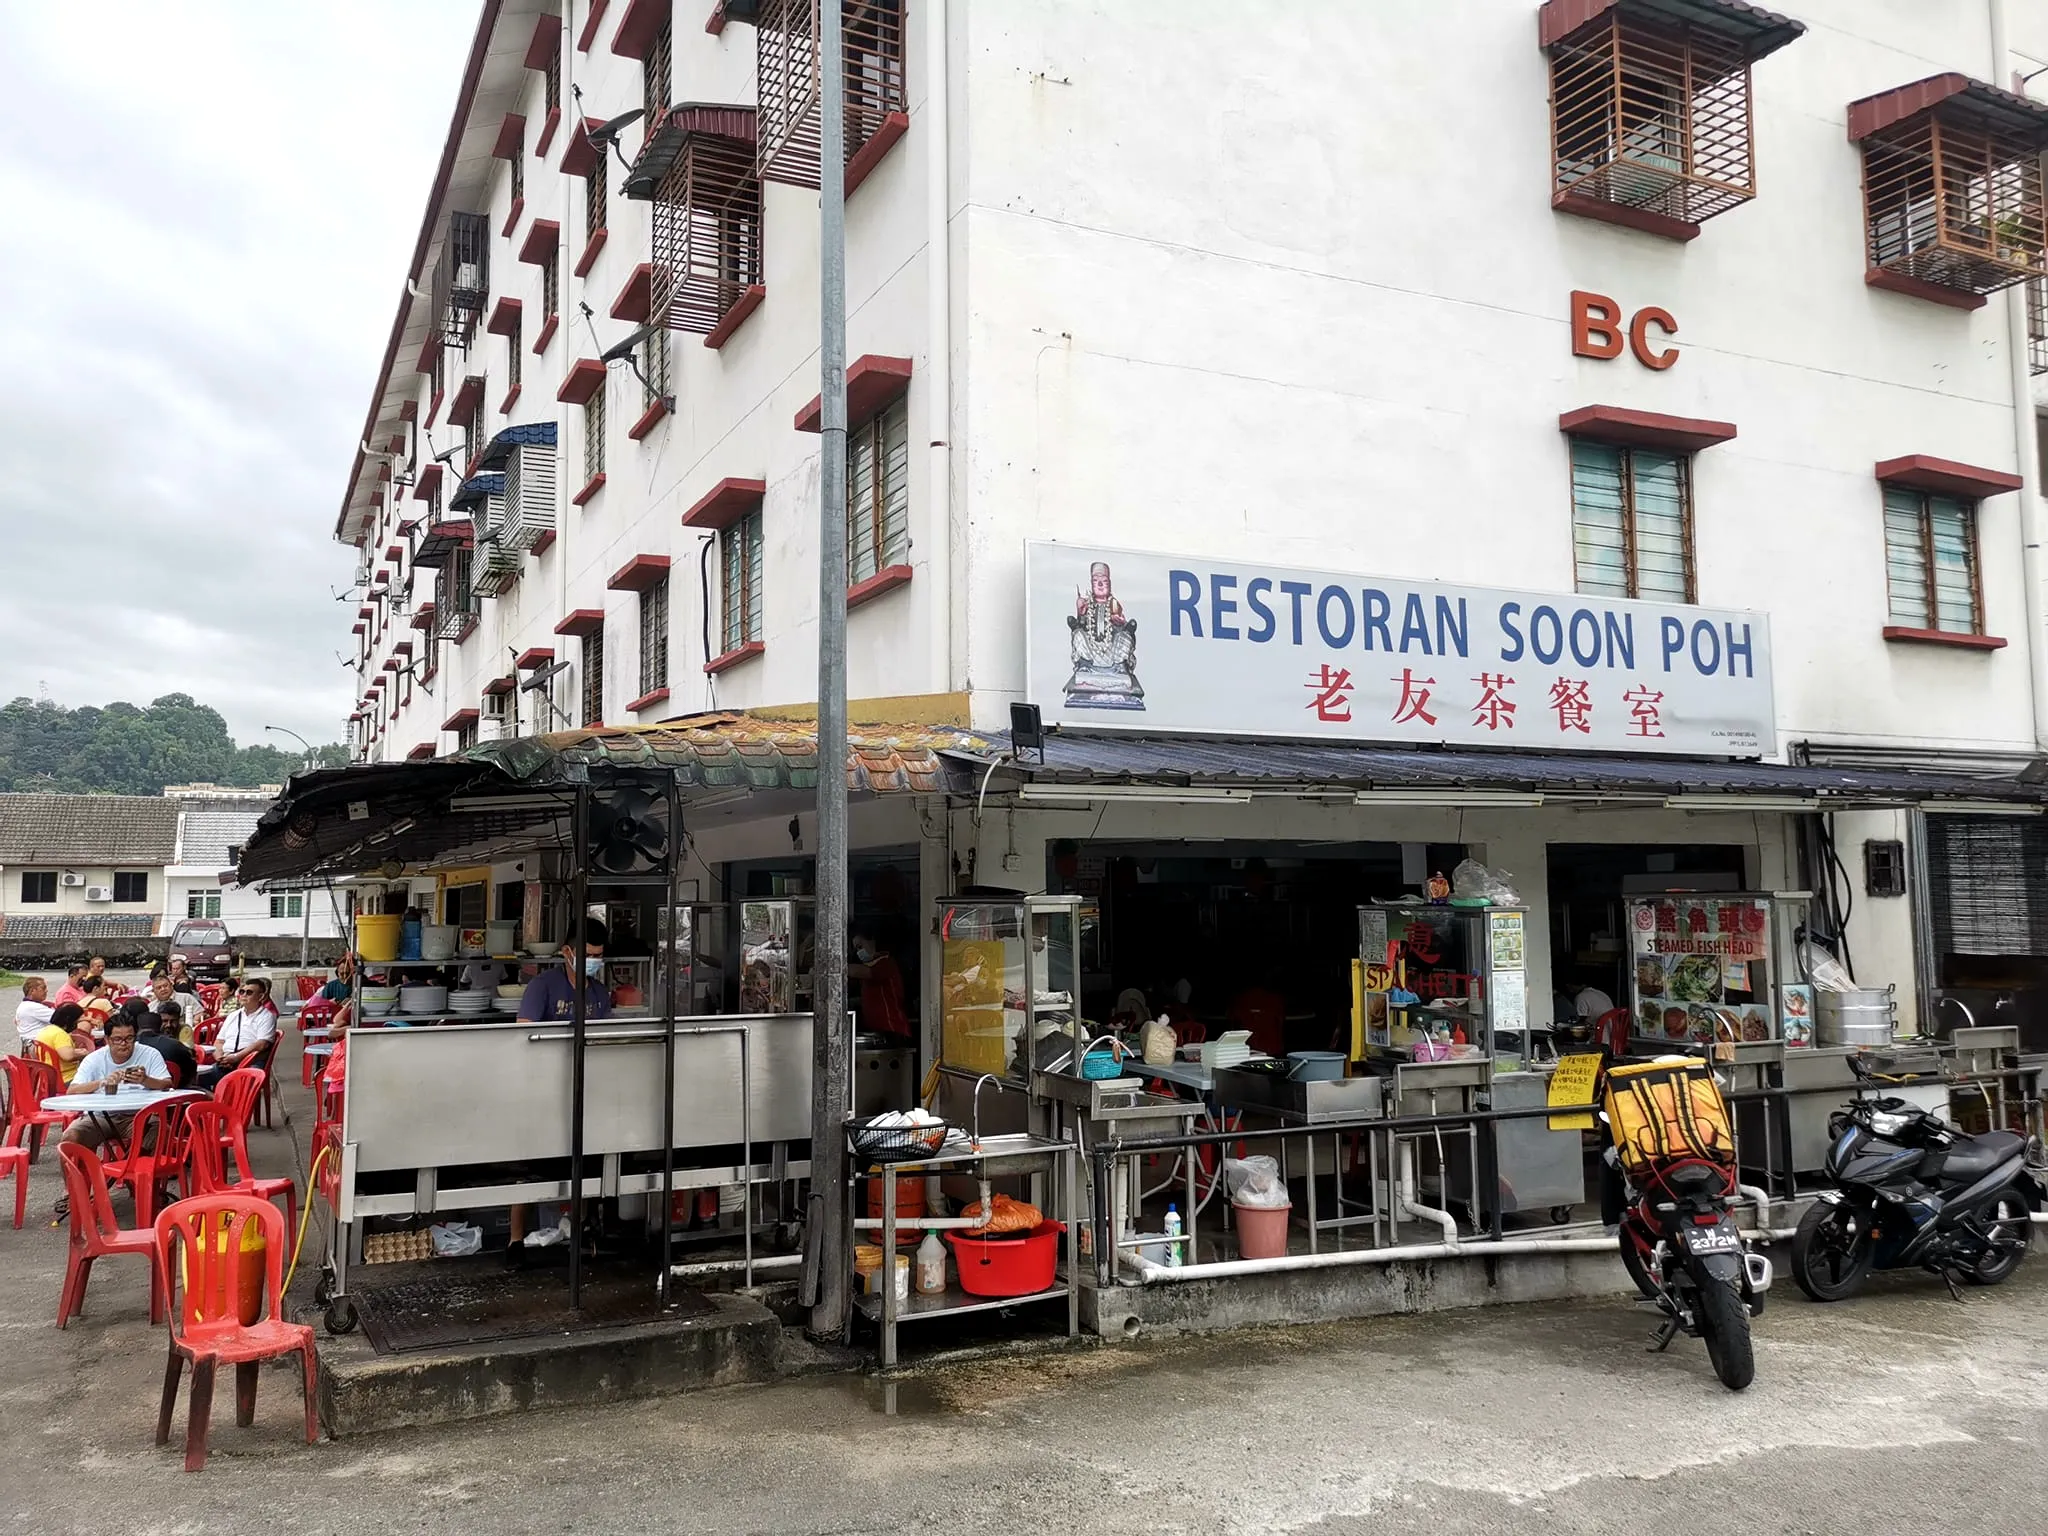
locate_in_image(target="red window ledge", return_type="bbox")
[628,397,670,440]
[705,641,763,675]
[682,476,766,530]
[576,0,609,52]
[574,227,608,277]
[557,358,606,404]
[1875,455,2023,501]
[608,553,672,591]
[706,284,765,349]
[449,617,479,645]
[536,104,563,158]
[848,565,913,610]
[500,196,526,239]
[442,708,480,731]
[530,529,556,554]
[518,219,561,265]
[1558,405,1737,454]
[533,314,559,354]
[523,13,562,70]
[1551,190,1700,243]
[611,0,673,58]
[498,384,522,415]
[795,354,912,433]
[1865,269,1987,312]
[1882,627,2007,652]
[487,296,524,336]
[572,472,607,506]
[845,112,909,198]
[515,646,555,669]
[626,688,671,713]
[555,608,606,638]
[611,263,654,322]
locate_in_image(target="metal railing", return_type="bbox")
[1086,1051,2045,1289]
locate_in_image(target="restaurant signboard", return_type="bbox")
[1024,541,1775,757]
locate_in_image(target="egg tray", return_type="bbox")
[362,1230,440,1265]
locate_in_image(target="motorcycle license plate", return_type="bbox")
[1681,1223,1741,1255]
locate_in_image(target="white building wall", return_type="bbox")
[954,0,2043,752]
[0,865,162,921]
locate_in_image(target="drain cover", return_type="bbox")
[351,1264,713,1354]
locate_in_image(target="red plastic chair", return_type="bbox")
[196,983,226,1016]
[101,1099,195,1229]
[2,1055,71,1161]
[192,1016,223,1048]
[293,974,325,1003]
[154,1195,319,1471]
[183,1101,297,1239]
[56,1143,163,1327]
[212,1068,265,1177]
[250,1034,282,1128]
[0,1143,26,1228]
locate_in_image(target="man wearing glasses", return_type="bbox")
[194,977,280,1090]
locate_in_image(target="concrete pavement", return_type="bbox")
[4,978,2046,1532]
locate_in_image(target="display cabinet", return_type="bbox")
[936,895,1083,1084]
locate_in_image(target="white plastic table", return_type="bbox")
[40,1088,200,1116]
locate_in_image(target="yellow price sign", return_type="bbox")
[1547,1052,1602,1132]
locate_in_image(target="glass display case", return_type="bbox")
[738,897,816,1015]
[653,903,733,1016]
[1354,903,1529,1065]
[1623,894,1797,1047]
[937,895,1083,1083]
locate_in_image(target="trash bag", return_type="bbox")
[1451,858,1520,905]
[1223,1155,1290,1209]
[431,1222,483,1257]
[1798,938,1856,992]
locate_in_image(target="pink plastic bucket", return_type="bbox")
[1232,1201,1292,1261]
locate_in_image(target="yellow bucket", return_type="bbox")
[354,913,403,962]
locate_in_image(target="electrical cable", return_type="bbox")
[283,1144,332,1297]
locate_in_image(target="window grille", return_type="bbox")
[1858,96,2048,298]
[638,111,763,335]
[721,508,765,653]
[755,0,906,189]
[187,893,222,919]
[1569,438,1694,603]
[846,395,910,586]
[643,18,673,140]
[434,211,491,348]
[507,316,522,396]
[1883,486,1982,634]
[584,387,607,483]
[582,628,606,726]
[269,895,304,920]
[640,574,669,695]
[586,153,609,243]
[1548,11,1766,228]
[542,251,560,329]
[639,325,670,408]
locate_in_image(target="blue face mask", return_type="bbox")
[583,957,605,980]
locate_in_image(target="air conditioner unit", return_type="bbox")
[60,871,85,887]
[84,885,113,902]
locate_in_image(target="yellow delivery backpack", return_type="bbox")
[1603,1058,1736,1177]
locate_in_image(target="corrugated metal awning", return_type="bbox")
[475,421,557,471]
[942,732,2048,808]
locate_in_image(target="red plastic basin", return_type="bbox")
[945,1221,1065,1298]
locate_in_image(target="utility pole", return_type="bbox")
[807,0,853,1341]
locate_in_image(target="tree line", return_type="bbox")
[0,695,347,796]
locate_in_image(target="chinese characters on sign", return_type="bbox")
[1026,543,1776,756]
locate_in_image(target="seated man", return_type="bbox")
[136,973,203,1038]
[51,962,88,1008]
[14,975,54,1053]
[31,1002,92,1083]
[62,1016,173,1153]
[138,1003,200,1090]
[194,978,280,1090]
[516,921,613,1024]
[315,952,355,1008]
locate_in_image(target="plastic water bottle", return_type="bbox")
[1164,1203,1183,1267]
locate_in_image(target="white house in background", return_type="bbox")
[0,793,177,945]
[161,785,342,940]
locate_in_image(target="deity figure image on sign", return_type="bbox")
[1064,561,1145,710]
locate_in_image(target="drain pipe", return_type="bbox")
[924,0,955,695]
[1397,1140,1459,1250]
[1118,1234,1621,1285]
[1992,0,2048,749]
[1737,1183,1798,1242]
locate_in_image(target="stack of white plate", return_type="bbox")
[397,984,448,1014]
[495,982,528,1002]
[359,986,399,1018]
[447,989,495,1016]
[1199,1029,1254,1069]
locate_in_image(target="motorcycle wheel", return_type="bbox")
[1792,1200,1875,1303]
[1963,1189,2031,1287]
[1696,1275,1755,1392]
[1617,1227,1659,1301]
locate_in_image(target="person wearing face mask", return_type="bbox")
[516,920,613,1024]
[846,922,911,1040]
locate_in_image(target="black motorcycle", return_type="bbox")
[1792,1069,2043,1302]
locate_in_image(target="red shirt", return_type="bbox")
[858,954,911,1039]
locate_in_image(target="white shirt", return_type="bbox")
[1573,986,1617,1022]
[74,1041,170,1088]
[215,1005,279,1056]
[14,998,54,1043]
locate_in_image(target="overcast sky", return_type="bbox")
[0,2,478,749]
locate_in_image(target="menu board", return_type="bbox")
[1627,897,1775,1044]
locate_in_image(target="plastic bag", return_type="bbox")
[1799,938,1855,992]
[1142,1015,1177,1066]
[430,1222,483,1258]
[1451,859,1519,905]
[1223,1155,1290,1209]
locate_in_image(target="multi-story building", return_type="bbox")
[335,0,2048,1038]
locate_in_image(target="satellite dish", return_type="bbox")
[600,318,666,363]
[586,108,645,147]
[522,659,572,690]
